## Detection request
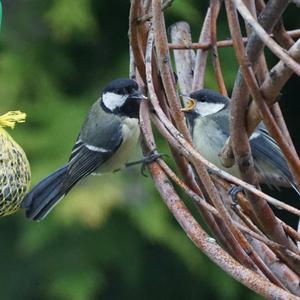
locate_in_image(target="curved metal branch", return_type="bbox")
[169,29,300,49]
[129,0,300,297]
[224,0,295,251]
[234,0,300,76]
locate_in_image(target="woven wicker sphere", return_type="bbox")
[0,117,30,216]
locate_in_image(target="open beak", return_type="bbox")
[181,98,196,112]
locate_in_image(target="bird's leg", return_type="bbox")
[126,149,167,176]
[113,149,167,176]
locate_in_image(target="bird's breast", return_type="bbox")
[192,118,241,177]
[99,118,140,173]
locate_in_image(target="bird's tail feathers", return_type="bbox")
[21,165,69,221]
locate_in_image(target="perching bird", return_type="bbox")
[182,88,299,193]
[0,111,31,216]
[22,78,145,221]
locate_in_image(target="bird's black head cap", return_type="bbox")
[189,89,229,105]
[101,78,144,118]
[103,78,139,95]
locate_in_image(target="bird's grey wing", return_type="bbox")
[250,126,296,190]
[63,119,123,190]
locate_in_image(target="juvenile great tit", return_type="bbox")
[22,78,145,220]
[182,89,299,193]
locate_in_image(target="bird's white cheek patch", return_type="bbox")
[197,102,225,116]
[102,92,127,111]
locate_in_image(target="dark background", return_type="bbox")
[0,0,299,299]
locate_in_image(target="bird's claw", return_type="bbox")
[140,149,168,177]
[142,149,167,164]
[123,149,167,177]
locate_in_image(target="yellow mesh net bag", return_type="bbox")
[0,111,31,216]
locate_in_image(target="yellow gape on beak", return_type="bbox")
[181,98,196,112]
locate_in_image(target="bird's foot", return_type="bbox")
[115,149,167,176]
[127,149,167,177]
[228,185,244,206]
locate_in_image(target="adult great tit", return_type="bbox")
[182,89,299,193]
[22,78,145,221]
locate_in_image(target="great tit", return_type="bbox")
[182,89,299,193]
[22,78,145,220]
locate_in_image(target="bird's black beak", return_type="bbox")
[130,90,147,101]
[181,98,196,112]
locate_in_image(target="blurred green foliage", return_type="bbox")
[0,0,299,299]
